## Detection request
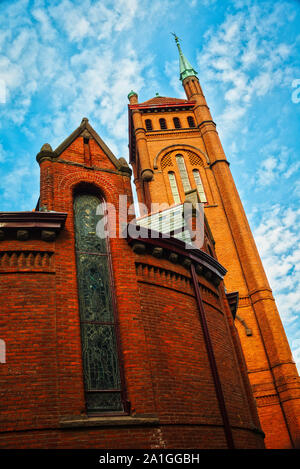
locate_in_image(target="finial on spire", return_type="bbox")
[171,32,181,43]
[171,33,198,82]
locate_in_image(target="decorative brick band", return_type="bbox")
[137,262,220,304]
[238,296,251,307]
[126,225,226,289]
[135,261,192,290]
[0,250,54,272]
[255,394,279,407]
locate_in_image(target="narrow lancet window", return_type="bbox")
[168,172,181,204]
[74,193,123,413]
[176,154,191,193]
[193,169,207,202]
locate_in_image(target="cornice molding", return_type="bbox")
[0,211,67,242]
[125,223,226,288]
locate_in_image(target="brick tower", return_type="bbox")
[127,36,300,449]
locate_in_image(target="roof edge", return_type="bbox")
[52,118,122,170]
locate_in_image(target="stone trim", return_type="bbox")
[236,315,252,336]
[60,415,160,429]
[126,224,226,289]
[53,159,132,177]
[0,212,67,241]
[209,159,230,168]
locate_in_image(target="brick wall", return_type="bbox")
[0,127,264,448]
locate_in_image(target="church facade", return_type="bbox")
[0,39,299,449]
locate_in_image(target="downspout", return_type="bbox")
[190,263,235,449]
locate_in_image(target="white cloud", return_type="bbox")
[31,8,56,42]
[0,0,176,158]
[0,143,6,162]
[256,156,277,186]
[165,59,186,98]
[253,205,300,339]
[198,2,296,136]
[47,0,139,43]
[0,159,40,210]
[202,0,217,6]
[292,338,300,370]
[253,203,300,372]
[0,0,153,158]
[255,145,299,187]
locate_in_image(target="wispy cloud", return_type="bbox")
[0,0,299,371]
[0,157,40,211]
[253,203,300,370]
[0,0,174,154]
[198,2,297,136]
[0,143,7,163]
[255,145,300,187]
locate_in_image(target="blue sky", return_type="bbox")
[1,0,300,371]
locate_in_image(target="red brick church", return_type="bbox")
[0,38,299,449]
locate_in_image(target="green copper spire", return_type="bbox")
[172,33,198,82]
[127,90,137,100]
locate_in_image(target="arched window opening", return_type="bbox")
[176,154,191,193]
[74,193,123,413]
[187,116,196,128]
[193,169,207,203]
[145,119,153,131]
[159,118,167,130]
[173,117,181,129]
[168,172,181,204]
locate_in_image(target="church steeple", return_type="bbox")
[127,37,300,449]
[172,33,198,81]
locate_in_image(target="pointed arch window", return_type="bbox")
[168,172,181,204]
[145,119,153,131]
[193,169,207,202]
[176,154,191,193]
[187,116,196,128]
[74,193,123,413]
[173,117,181,129]
[159,118,167,130]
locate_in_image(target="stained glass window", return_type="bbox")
[74,194,123,412]
[193,169,207,203]
[176,154,191,193]
[168,172,181,204]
